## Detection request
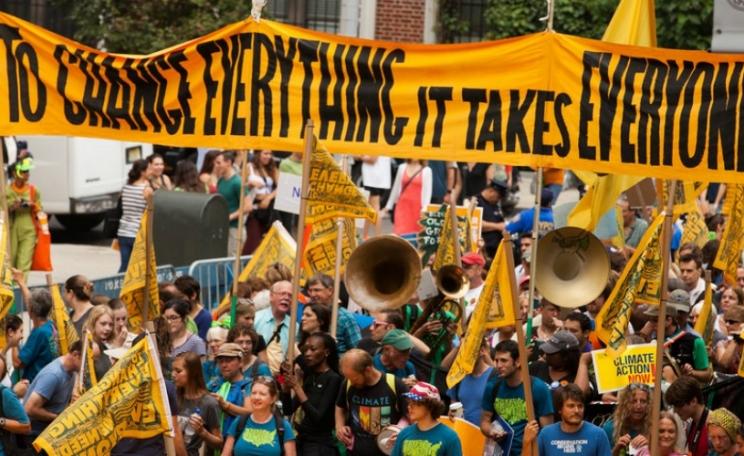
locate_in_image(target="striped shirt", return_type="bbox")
[117,183,147,238]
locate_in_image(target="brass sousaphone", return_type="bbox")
[345,235,422,312]
[535,227,610,308]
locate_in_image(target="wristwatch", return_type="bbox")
[0,417,7,429]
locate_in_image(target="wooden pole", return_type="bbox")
[143,202,154,325]
[330,155,350,339]
[229,149,251,328]
[525,168,543,340]
[649,180,676,456]
[503,231,536,453]
[448,187,462,267]
[287,120,315,363]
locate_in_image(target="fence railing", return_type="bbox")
[188,255,253,311]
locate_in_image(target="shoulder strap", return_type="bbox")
[273,409,285,456]
[400,167,423,195]
[267,323,284,345]
[236,413,250,438]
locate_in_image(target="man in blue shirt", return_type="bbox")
[253,280,299,373]
[506,188,555,237]
[10,289,58,382]
[481,340,554,455]
[306,273,361,354]
[532,384,611,456]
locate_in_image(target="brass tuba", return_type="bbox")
[435,264,469,300]
[535,227,610,309]
[345,235,422,312]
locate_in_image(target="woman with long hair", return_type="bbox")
[83,305,115,382]
[106,298,136,349]
[300,304,331,349]
[242,149,277,255]
[163,299,207,362]
[603,383,651,456]
[172,352,223,455]
[282,332,342,455]
[146,153,173,190]
[199,149,220,194]
[383,159,432,235]
[227,325,271,387]
[636,411,685,456]
[117,158,153,272]
[173,160,206,193]
[222,376,297,456]
[65,274,95,339]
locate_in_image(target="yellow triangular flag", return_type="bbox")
[595,213,665,354]
[714,185,744,284]
[119,209,159,333]
[34,335,173,454]
[694,278,714,347]
[602,0,657,46]
[214,221,296,317]
[51,284,78,355]
[447,240,515,388]
[306,136,377,224]
[568,175,643,231]
[681,209,710,249]
[433,205,457,271]
[302,217,356,279]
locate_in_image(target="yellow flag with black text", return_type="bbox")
[595,214,665,354]
[306,137,377,224]
[681,209,710,249]
[34,335,172,454]
[51,284,78,355]
[303,217,356,279]
[119,209,158,333]
[714,185,744,285]
[446,240,515,388]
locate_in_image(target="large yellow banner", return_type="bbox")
[2,14,744,182]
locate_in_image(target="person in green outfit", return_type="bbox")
[7,157,42,274]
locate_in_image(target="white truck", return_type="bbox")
[13,136,153,230]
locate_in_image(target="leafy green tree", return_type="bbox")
[49,0,253,54]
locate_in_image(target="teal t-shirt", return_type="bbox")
[228,415,295,456]
[373,353,416,379]
[392,422,462,456]
[19,320,58,381]
[0,386,29,455]
[217,174,242,227]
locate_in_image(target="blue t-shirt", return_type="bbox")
[203,360,222,393]
[19,320,58,381]
[538,421,611,456]
[23,358,75,436]
[481,376,554,455]
[242,361,273,391]
[373,353,416,379]
[228,415,295,456]
[601,418,641,446]
[507,207,554,237]
[0,386,29,456]
[193,308,213,341]
[392,422,462,456]
[447,367,493,426]
[217,378,250,436]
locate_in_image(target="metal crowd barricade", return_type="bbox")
[188,255,252,311]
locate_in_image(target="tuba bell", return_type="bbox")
[345,235,422,312]
[435,264,469,300]
[535,227,610,309]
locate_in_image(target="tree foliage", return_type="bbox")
[49,0,253,54]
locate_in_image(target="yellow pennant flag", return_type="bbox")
[602,0,657,46]
[656,180,706,216]
[681,209,710,249]
[51,284,78,355]
[306,137,377,224]
[303,217,356,279]
[714,185,744,284]
[0,210,14,323]
[694,278,714,346]
[119,209,159,333]
[446,240,515,388]
[34,334,173,454]
[433,205,457,272]
[568,174,643,231]
[214,221,296,317]
[595,214,665,354]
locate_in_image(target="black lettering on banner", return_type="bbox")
[381,49,407,145]
[637,58,667,165]
[598,53,629,161]
[0,25,21,121]
[131,57,163,132]
[77,50,111,128]
[414,86,428,147]
[53,45,85,125]
[462,88,486,149]
[707,62,742,170]
[215,38,236,135]
[579,52,600,159]
[196,40,220,135]
[167,50,197,135]
[103,55,136,130]
[478,90,504,151]
[355,46,384,142]
[149,55,176,134]
[14,41,45,122]
[275,36,297,138]
[554,92,572,157]
[229,34,251,136]
[662,60,694,166]
[739,66,744,172]
[343,45,359,142]
[298,39,319,138]
[679,62,714,168]
[429,86,452,147]
[506,89,535,153]
[318,42,345,140]
[251,33,276,136]
[620,57,647,163]
[533,90,554,155]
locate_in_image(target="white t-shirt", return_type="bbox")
[464,283,485,320]
[361,156,392,189]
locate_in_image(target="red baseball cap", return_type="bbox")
[461,252,485,267]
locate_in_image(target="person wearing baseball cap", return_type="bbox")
[477,178,508,258]
[390,381,462,456]
[707,407,741,456]
[374,329,417,385]
[531,331,581,390]
[462,252,485,319]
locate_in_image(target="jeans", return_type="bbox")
[118,236,135,272]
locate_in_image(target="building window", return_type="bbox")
[0,0,75,37]
[266,0,341,33]
[440,0,488,43]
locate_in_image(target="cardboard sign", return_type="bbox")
[274,172,302,215]
[591,343,656,394]
[418,204,482,264]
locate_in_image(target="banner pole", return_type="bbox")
[146,331,176,456]
[287,120,315,363]
[703,270,712,348]
[330,155,350,339]
[143,202,153,325]
[503,231,536,452]
[230,149,251,328]
[525,167,543,341]
[650,180,676,456]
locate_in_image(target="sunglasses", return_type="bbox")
[726,319,742,325]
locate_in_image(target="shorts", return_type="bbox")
[364,186,387,197]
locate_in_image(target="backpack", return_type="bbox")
[234,409,285,455]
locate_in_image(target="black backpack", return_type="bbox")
[234,409,285,456]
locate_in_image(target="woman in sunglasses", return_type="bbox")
[603,383,651,456]
[713,306,744,374]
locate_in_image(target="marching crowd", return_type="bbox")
[4,150,744,456]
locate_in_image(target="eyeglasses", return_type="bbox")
[726,319,742,325]
[165,315,182,322]
[372,320,388,327]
